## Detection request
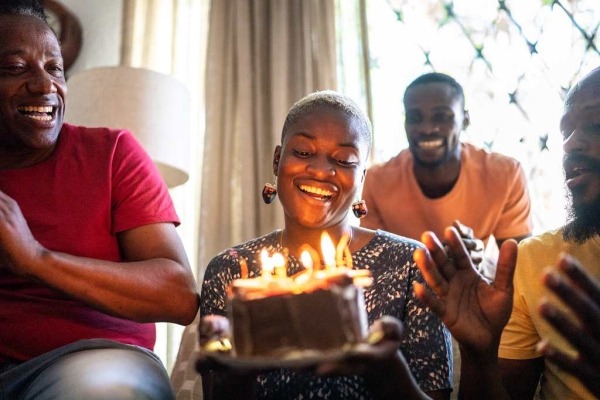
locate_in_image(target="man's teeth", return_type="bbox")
[299,185,333,197]
[18,106,53,121]
[29,115,52,121]
[418,139,443,149]
[19,106,53,113]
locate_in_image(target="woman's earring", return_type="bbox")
[262,177,277,204]
[352,199,368,218]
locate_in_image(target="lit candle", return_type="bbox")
[299,243,320,271]
[272,252,287,278]
[300,250,313,270]
[344,246,353,269]
[336,233,351,268]
[260,248,274,280]
[239,257,249,278]
[321,232,336,270]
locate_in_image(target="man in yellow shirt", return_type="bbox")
[414,66,600,399]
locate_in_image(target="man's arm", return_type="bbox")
[47,223,198,324]
[413,227,518,400]
[499,358,544,399]
[0,189,198,325]
[455,353,542,400]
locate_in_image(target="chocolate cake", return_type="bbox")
[228,269,370,358]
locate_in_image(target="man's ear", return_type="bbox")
[273,146,282,175]
[463,110,470,130]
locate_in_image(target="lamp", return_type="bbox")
[64,66,190,188]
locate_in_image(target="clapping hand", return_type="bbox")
[537,254,600,397]
[452,220,485,266]
[413,226,518,357]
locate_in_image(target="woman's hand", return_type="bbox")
[198,314,231,349]
[314,316,431,400]
[314,316,405,376]
[196,315,258,400]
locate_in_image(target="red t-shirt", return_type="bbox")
[0,123,179,362]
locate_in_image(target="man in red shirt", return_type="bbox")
[0,1,198,398]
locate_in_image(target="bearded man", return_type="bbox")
[495,66,600,400]
[409,67,600,400]
[340,68,600,400]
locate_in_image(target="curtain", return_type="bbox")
[198,0,337,279]
[335,0,373,162]
[120,0,210,378]
[123,0,337,397]
[170,1,337,398]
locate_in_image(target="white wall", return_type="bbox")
[59,0,123,76]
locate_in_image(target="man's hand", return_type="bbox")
[413,227,518,358]
[537,254,600,397]
[0,190,45,274]
[452,220,485,266]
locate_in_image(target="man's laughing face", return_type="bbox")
[404,82,467,168]
[561,68,600,242]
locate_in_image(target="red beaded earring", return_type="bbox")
[351,199,368,218]
[262,177,277,204]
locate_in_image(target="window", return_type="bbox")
[338,0,600,232]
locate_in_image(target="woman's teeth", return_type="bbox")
[299,185,333,198]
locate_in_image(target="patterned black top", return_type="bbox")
[200,229,453,399]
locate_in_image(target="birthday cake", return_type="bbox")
[227,233,371,358]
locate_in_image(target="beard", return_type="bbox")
[563,154,600,243]
[563,190,600,243]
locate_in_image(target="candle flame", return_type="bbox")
[260,248,274,279]
[336,233,351,268]
[300,250,313,270]
[272,252,287,278]
[321,232,336,270]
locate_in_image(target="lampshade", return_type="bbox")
[64,66,190,188]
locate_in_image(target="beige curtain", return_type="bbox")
[198,0,337,279]
[120,0,210,379]
[172,1,337,398]
[334,0,373,162]
[122,0,336,397]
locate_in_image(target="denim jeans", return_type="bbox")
[0,339,174,400]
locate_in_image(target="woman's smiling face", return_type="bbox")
[274,107,369,229]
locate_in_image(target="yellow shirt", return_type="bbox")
[499,228,600,399]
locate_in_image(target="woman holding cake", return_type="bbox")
[198,91,453,399]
